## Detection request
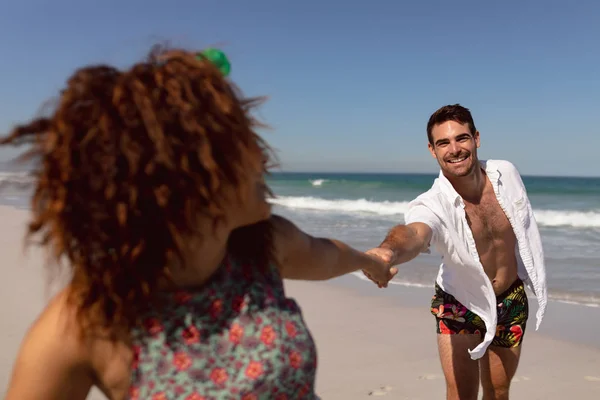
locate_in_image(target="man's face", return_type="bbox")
[428,120,480,178]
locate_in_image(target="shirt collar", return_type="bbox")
[437,159,501,207]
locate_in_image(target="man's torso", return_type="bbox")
[462,173,519,295]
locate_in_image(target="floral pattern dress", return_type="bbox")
[128,255,319,399]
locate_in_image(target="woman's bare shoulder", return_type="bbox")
[5,287,133,400]
[4,288,95,399]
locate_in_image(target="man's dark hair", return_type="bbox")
[426,104,477,145]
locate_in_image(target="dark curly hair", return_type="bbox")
[0,47,276,338]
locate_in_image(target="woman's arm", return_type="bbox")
[271,215,397,286]
[4,292,94,400]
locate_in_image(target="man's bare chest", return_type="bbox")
[464,194,515,243]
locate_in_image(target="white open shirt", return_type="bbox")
[404,159,547,359]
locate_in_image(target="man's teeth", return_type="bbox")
[448,157,467,164]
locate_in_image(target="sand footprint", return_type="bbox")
[583,376,600,382]
[368,385,393,396]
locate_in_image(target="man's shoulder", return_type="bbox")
[486,159,522,177]
[485,159,528,194]
[408,179,448,210]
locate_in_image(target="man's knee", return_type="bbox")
[482,382,510,400]
[446,380,479,400]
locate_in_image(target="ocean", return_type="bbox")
[1,168,599,308]
[266,171,600,308]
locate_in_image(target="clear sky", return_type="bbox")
[0,0,598,176]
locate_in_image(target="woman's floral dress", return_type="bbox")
[128,255,319,399]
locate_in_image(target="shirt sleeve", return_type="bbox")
[404,204,442,253]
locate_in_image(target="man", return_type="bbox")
[365,104,547,400]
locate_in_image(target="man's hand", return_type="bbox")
[366,247,396,265]
[362,247,397,288]
[362,248,398,288]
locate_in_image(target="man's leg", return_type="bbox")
[479,345,522,400]
[479,277,528,399]
[437,333,482,400]
[431,283,489,399]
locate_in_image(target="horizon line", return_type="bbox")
[270,169,600,179]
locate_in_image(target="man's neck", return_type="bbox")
[444,166,486,204]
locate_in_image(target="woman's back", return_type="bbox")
[129,254,318,399]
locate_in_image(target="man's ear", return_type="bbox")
[428,142,436,159]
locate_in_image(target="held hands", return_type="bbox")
[362,247,398,288]
[362,247,397,288]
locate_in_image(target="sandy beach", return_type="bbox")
[1,205,599,399]
[286,279,600,399]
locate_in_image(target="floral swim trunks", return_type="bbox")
[430,278,529,347]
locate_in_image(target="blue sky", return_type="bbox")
[0,0,598,176]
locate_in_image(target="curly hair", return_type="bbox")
[0,47,275,338]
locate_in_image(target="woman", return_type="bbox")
[2,48,395,400]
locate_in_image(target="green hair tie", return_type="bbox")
[196,48,231,77]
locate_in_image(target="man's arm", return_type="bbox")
[377,222,433,265]
[360,222,433,286]
[271,215,397,286]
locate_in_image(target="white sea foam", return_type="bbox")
[309,179,327,187]
[271,196,411,216]
[0,171,32,188]
[270,195,600,228]
[531,209,600,228]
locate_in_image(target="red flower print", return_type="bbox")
[210,299,223,318]
[245,360,264,379]
[242,394,258,400]
[210,367,229,385]
[152,392,167,400]
[298,384,309,397]
[129,386,139,400]
[229,323,244,344]
[175,386,186,395]
[182,325,200,344]
[186,393,206,400]
[510,325,523,344]
[232,295,244,312]
[144,318,163,335]
[439,320,454,334]
[275,395,288,400]
[175,291,192,304]
[173,352,192,371]
[289,351,302,369]
[261,325,276,346]
[131,345,141,370]
[285,321,297,338]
